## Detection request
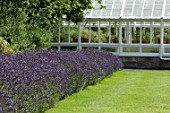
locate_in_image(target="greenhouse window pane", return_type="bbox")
[155,0,164,4]
[102,9,111,17]
[125,0,134,4]
[111,9,121,17]
[134,4,143,10]
[164,15,170,18]
[135,0,144,4]
[164,9,170,17]
[91,10,102,17]
[153,10,162,17]
[165,5,170,10]
[124,5,133,17]
[145,0,154,4]
[114,5,123,9]
[86,0,167,19]
[143,10,152,17]
[93,4,101,9]
[124,4,133,10]
[123,10,132,17]
[166,1,170,4]
[105,4,113,9]
[133,10,142,17]
[115,0,124,4]
[105,0,113,4]
[144,4,153,10]
[154,4,163,10]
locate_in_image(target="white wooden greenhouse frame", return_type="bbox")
[51,0,170,60]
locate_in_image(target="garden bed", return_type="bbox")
[0,49,123,113]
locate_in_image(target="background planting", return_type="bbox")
[0,49,123,113]
[0,0,104,53]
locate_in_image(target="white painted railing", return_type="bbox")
[51,42,170,58]
[51,19,170,60]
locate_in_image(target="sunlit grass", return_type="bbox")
[46,70,170,113]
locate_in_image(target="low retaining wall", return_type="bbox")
[121,57,170,69]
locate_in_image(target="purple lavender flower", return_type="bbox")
[0,48,123,112]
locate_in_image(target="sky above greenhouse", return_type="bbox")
[86,0,170,19]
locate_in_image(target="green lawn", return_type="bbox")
[46,70,170,113]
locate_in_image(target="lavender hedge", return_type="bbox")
[0,49,123,113]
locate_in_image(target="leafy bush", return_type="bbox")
[0,7,53,53]
[0,24,53,53]
[0,49,123,113]
[0,37,15,54]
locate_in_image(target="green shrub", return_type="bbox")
[0,24,53,53]
[91,30,98,43]
[70,28,78,42]
[0,37,15,54]
[0,9,53,53]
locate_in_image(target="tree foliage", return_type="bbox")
[1,0,103,25]
[0,0,103,52]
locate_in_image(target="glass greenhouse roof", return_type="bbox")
[85,0,170,19]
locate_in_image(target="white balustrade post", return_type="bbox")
[58,21,61,51]
[68,20,71,43]
[127,22,131,44]
[116,22,118,37]
[124,27,127,43]
[140,21,143,53]
[108,21,111,44]
[119,19,122,55]
[98,21,101,50]
[88,22,91,43]
[150,21,153,44]
[78,22,82,50]
[160,18,164,59]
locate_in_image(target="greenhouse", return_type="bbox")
[51,0,170,60]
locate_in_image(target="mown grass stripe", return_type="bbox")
[46,70,170,113]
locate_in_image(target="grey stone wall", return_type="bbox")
[121,57,170,69]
